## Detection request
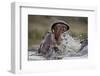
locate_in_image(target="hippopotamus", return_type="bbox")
[38,20,88,59]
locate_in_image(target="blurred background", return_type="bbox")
[28,15,88,49]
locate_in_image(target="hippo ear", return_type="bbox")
[52,29,54,32]
[51,24,55,32]
[66,25,69,31]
